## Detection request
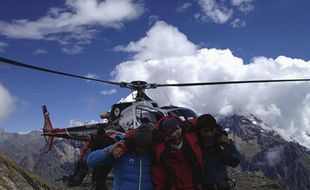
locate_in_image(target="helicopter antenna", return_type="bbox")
[164,91,173,106]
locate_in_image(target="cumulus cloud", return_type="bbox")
[101,89,117,96]
[0,85,16,122]
[195,0,255,24]
[114,21,197,60]
[0,0,144,52]
[0,41,8,52]
[265,146,284,166]
[112,21,310,148]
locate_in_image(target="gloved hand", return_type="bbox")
[108,141,127,158]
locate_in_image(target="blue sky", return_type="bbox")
[0,0,310,147]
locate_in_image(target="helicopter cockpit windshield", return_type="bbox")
[135,105,164,125]
[163,107,197,121]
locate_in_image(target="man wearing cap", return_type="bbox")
[152,116,203,190]
[87,124,154,190]
[196,114,240,190]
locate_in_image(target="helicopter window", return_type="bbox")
[168,109,197,121]
[136,106,164,124]
[152,103,159,108]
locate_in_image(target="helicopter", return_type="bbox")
[41,81,198,152]
[1,56,310,152]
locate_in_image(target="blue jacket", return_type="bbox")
[201,139,240,185]
[87,145,153,190]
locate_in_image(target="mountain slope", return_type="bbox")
[219,115,310,190]
[31,140,82,184]
[0,129,43,168]
[0,128,83,186]
[0,153,54,190]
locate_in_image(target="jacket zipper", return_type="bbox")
[138,156,142,190]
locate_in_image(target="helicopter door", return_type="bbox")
[118,106,135,131]
[135,105,164,125]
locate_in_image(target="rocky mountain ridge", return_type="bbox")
[1,114,309,189]
[218,114,310,190]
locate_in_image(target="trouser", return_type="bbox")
[92,164,112,190]
[63,157,88,187]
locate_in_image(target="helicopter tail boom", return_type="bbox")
[42,105,54,152]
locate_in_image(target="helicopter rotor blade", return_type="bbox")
[1,56,310,90]
[153,78,310,88]
[0,56,126,87]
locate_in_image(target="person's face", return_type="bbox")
[170,128,183,145]
[134,145,149,155]
[200,127,216,142]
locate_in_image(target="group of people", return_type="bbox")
[87,114,240,190]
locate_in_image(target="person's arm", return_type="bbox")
[87,140,128,169]
[216,135,240,167]
[226,139,240,167]
[86,144,115,169]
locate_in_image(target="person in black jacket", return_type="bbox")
[89,127,115,190]
[196,114,240,190]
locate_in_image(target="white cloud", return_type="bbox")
[0,85,16,122]
[84,73,100,83]
[0,41,8,52]
[176,3,192,12]
[85,73,99,79]
[197,0,233,24]
[230,18,246,28]
[265,146,284,166]
[112,22,310,148]
[62,45,84,54]
[0,0,144,51]
[101,89,117,95]
[148,15,160,26]
[195,0,255,24]
[33,49,48,55]
[114,21,197,60]
[68,119,97,127]
[231,0,255,13]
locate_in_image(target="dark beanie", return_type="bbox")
[160,117,181,137]
[133,124,153,148]
[197,114,217,129]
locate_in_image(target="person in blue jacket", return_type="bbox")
[87,124,154,190]
[196,114,240,190]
